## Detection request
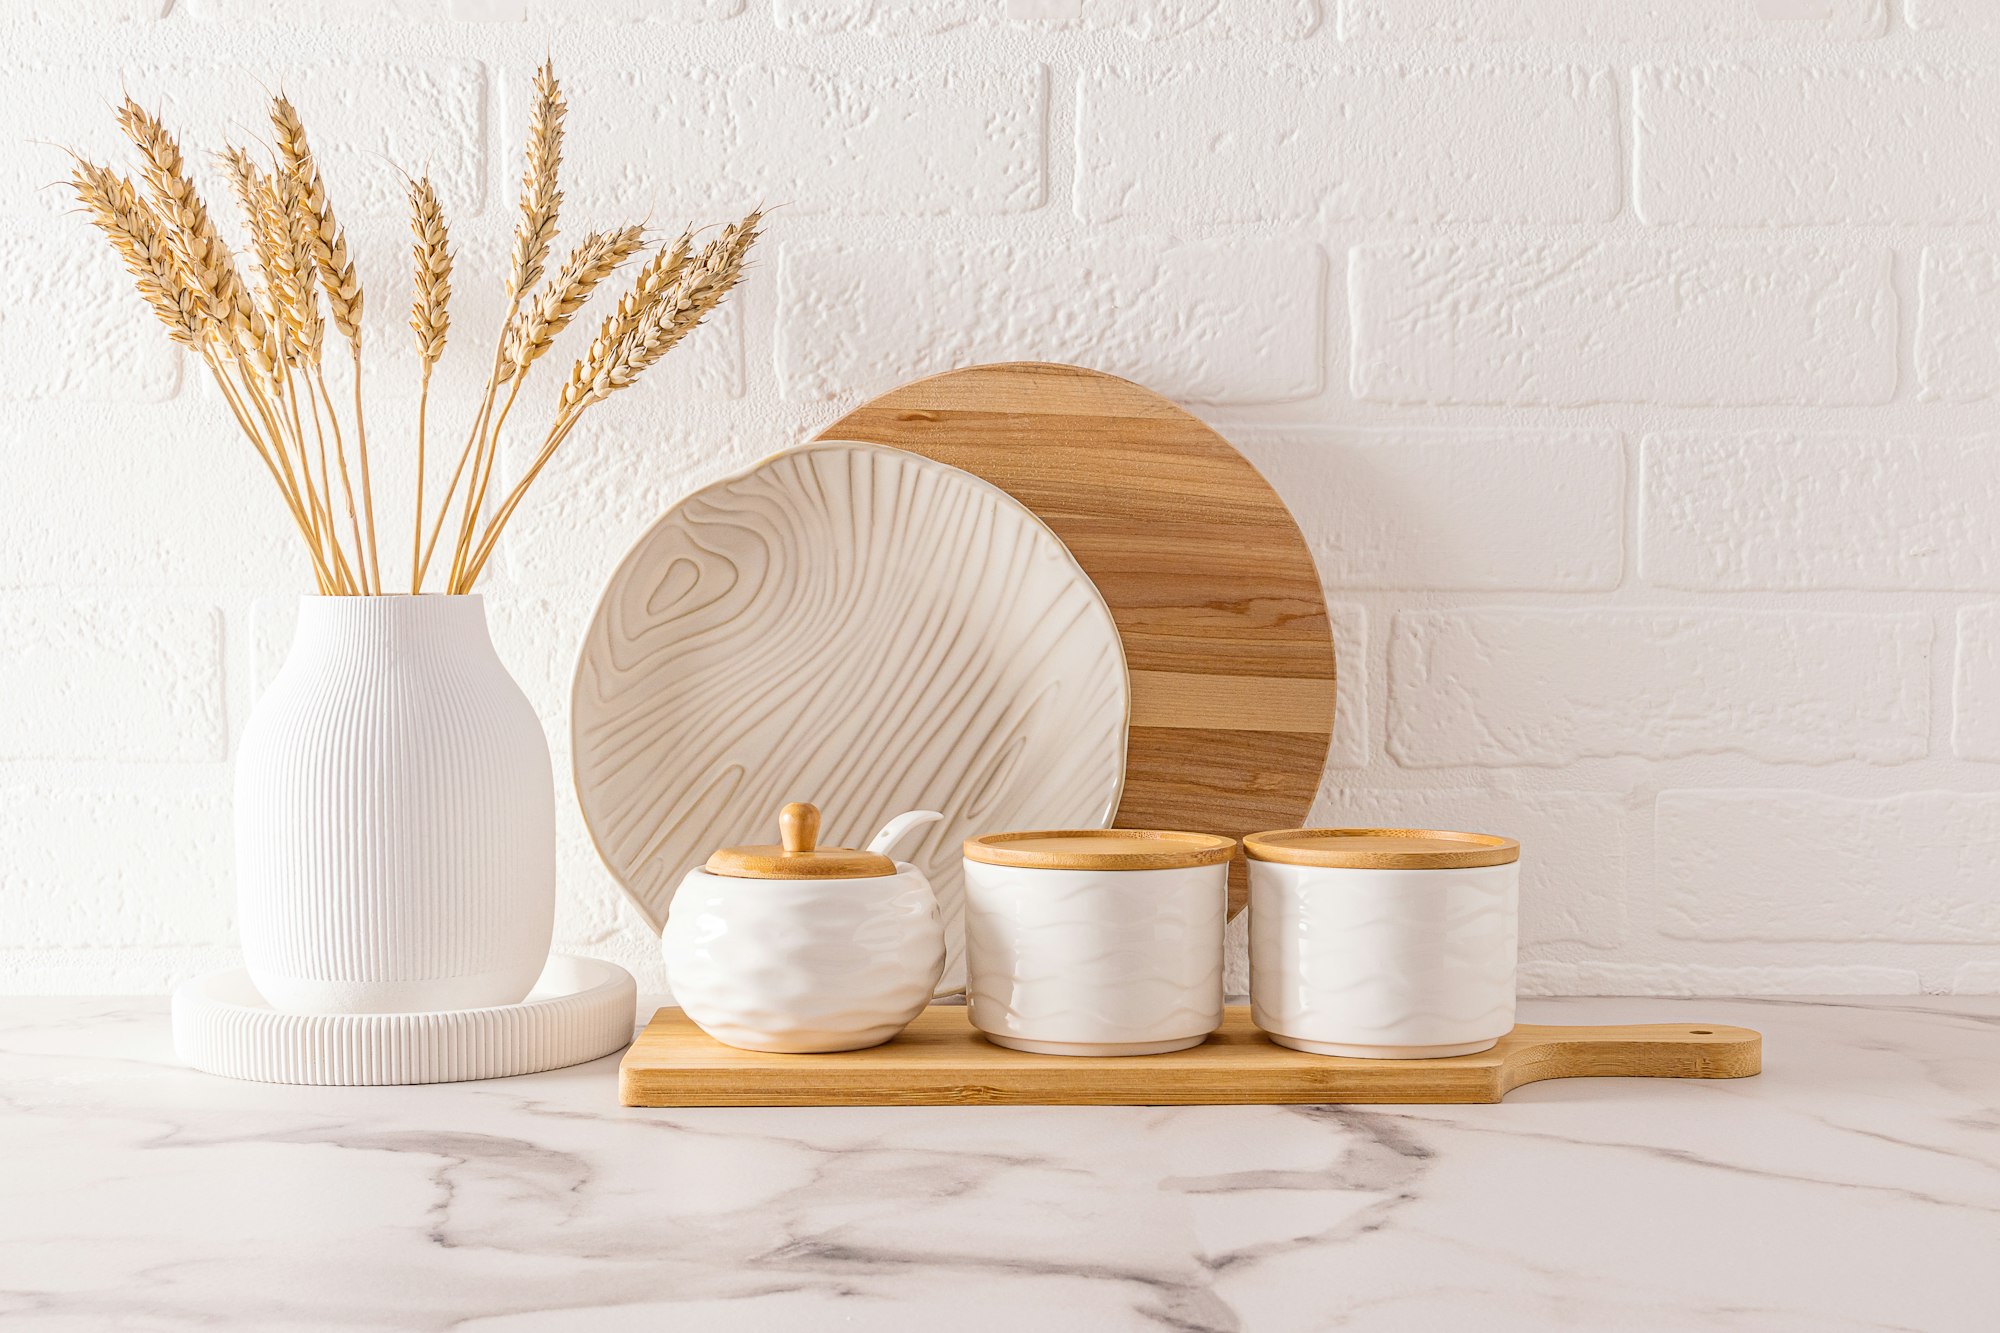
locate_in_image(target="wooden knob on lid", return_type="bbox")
[780,802,820,853]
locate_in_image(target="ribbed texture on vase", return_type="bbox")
[1249,864,1519,1048]
[573,442,1129,992]
[171,956,636,1085]
[236,595,556,1014]
[963,864,1226,1046]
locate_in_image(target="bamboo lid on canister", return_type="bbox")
[1242,828,1518,870]
[963,829,1237,871]
[705,802,896,879]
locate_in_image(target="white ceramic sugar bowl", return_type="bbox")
[662,802,946,1053]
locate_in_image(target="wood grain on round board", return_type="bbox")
[819,362,1337,914]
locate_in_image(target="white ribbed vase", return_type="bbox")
[236,595,556,1015]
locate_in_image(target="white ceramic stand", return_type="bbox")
[172,954,635,1086]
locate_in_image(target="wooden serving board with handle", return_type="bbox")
[818,362,1337,915]
[619,1007,1763,1107]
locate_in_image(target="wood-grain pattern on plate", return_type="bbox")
[572,442,1129,988]
[619,1006,1765,1107]
[818,363,1336,913]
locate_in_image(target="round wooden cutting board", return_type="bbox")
[818,362,1337,913]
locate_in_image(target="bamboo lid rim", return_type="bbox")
[1243,828,1519,870]
[963,829,1237,870]
[705,801,896,879]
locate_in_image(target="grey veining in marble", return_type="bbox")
[2,997,1998,1331]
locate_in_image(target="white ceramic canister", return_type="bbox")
[662,802,946,1053]
[962,830,1235,1056]
[1246,828,1520,1059]
[236,595,556,1015]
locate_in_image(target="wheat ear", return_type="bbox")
[445,224,644,591]
[259,161,361,594]
[457,211,761,590]
[427,58,566,593]
[69,158,339,590]
[553,228,693,415]
[408,175,452,593]
[118,103,321,580]
[504,224,644,375]
[268,96,374,592]
[269,96,361,345]
[68,159,204,348]
[114,100,237,332]
[242,155,356,589]
[217,146,355,588]
[271,94,377,593]
[506,60,566,304]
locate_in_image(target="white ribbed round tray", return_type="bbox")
[172,954,636,1085]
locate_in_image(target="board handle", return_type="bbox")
[1502,1023,1762,1094]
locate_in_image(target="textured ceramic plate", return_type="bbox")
[172,955,637,1086]
[572,441,1130,987]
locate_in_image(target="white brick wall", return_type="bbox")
[1243,428,1625,591]
[777,237,1325,403]
[6,2,1999,997]
[1076,65,1618,225]
[1918,248,2000,400]
[1635,65,2000,225]
[1641,433,2000,591]
[1339,0,1887,42]
[1387,609,1931,768]
[1350,242,1896,406]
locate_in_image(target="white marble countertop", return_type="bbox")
[3,995,1997,1332]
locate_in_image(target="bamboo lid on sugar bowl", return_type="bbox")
[704,802,897,880]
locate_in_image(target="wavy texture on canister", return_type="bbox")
[1249,864,1519,1049]
[963,862,1227,1047]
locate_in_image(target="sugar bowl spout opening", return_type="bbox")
[867,809,946,862]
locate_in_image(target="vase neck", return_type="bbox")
[291,595,495,664]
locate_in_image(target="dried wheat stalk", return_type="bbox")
[263,164,325,368]
[505,224,644,375]
[218,146,350,588]
[116,101,245,345]
[74,66,756,596]
[507,61,566,303]
[70,155,341,592]
[456,212,761,590]
[261,160,362,594]
[444,224,646,592]
[270,96,362,347]
[68,159,203,349]
[272,93,378,593]
[559,213,759,421]
[408,175,452,593]
[435,56,569,593]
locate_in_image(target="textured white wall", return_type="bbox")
[5,0,1999,997]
